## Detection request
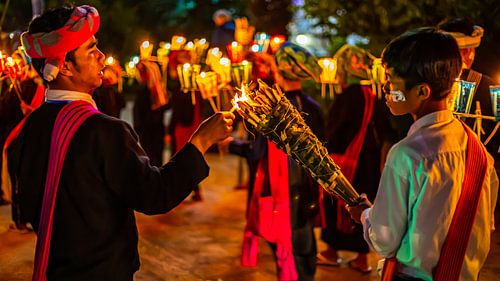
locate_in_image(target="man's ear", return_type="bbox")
[58,60,74,77]
[418,84,431,99]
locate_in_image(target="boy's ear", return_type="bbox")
[58,60,74,77]
[418,84,431,99]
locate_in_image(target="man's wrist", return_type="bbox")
[189,134,209,154]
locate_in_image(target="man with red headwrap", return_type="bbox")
[7,5,234,281]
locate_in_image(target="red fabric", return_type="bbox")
[32,101,99,281]
[173,95,201,153]
[30,84,46,109]
[433,123,488,281]
[381,258,397,281]
[21,6,99,61]
[329,86,375,233]
[241,140,297,280]
[381,122,488,281]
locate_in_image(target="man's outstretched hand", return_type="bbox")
[190,112,235,154]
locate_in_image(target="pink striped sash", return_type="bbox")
[32,101,98,281]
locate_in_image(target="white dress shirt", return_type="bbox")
[361,110,498,281]
[45,89,97,109]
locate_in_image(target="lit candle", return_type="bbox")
[227,41,243,63]
[183,63,191,92]
[218,57,231,84]
[270,35,286,53]
[140,40,154,59]
[105,56,115,65]
[171,35,186,50]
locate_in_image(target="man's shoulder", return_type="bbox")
[87,113,134,134]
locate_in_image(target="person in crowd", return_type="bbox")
[211,9,235,54]
[1,49,45,232]
[8,5,234,280]
[238,42,324,281]
[166,49,204,201]
[133,59,169,166]
[92,61,125,118]
[347,27,498,281]
[438,18,499,172]
[318,45,396,273]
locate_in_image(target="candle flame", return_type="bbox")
[231,41,238,48]
[183,63,191,70]
[141,41,150,49]
[200,71,206,78]
[251,44,260,52]
[106,56,115,65]
[6,57,14,66]
[175,36,186,43]
[220,58,230,66]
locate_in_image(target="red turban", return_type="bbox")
[20,5,100,81]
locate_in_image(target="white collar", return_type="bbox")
[46,89,97,109]
[407,110,454,137]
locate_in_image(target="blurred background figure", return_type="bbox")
[317,45,396,273]
[166,50,204,201]
[211,9,235,54]
[438,18,499,172]
[1,48,45,231]
[93,58,125,118]
[133,59,169,167]
[236,42,324,281]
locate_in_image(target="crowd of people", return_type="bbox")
[0,4,498,281]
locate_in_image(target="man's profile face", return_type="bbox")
[67,36,105,92]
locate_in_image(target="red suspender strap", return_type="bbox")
[433,123,488,281]
[381,122,488,281]
[32,101,98,281]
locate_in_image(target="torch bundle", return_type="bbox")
[232,80,360,205]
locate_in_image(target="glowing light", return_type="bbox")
[250,44,260,52]
[211,48,220,55]
[175,36,186,44]
[6,57,14,66]
[231,41,238,48]
[164,43,171,50]
[199,38,207,45]
[296,34,309,45]
[220,58,230,66]
[128,61,135,68]
[200,71,206,78]
[132,56,140,64]
[183,63,191,70]
[106,56,115,65]
[186,41,194,49]
[141,41,150,49]
[242,60,249,66]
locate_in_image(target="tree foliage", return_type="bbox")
[302,0,500,76]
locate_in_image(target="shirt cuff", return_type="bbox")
[361,207,377,251]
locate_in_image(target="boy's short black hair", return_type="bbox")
[437,18,475,36]
[381,27,462,100]
[27,6,76,83]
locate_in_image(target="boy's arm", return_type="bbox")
[361,162,410,258]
